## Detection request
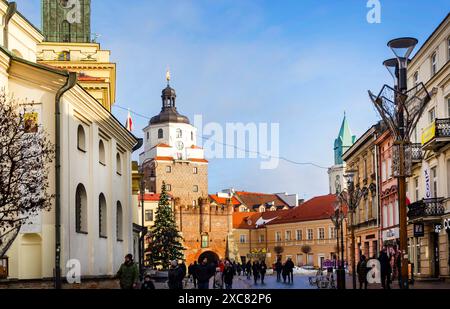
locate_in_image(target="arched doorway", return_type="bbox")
[198,251,220,266]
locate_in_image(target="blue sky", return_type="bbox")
[15,0,450,199]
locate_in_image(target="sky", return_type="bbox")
[14,0,450,200]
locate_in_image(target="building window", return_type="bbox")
[99,193,107,238]
[387,158,392,179]
[176,129,182,138]
[116,202,123,241]
[147,132,149,140]
[193,185,199,193]
[432,167,438,198]
[381,161,387,182]
[192,200,197,207]
[364,198,369,222]
[296,230,303,241]
[414,177,419,202]
[239,206,247,212]
[382,205,388,228]
[307,229,313,240]
[58,50,70,61]
[363,159,368,180]
[145,209,154,222]
[99,140,106,165]
[431,52,437,76]
[116,153,122,175]
[166,166,171,173]
[329,227,336,239]
[158,129,163,139]
[388,203,394,227]
[275,232,281,242]
[447,98,450,117]
[413,71,419,87]
[201,235,209,248]
[285,231,292,241]
[259,206,266,213]
[77,125,86,152]
[240,235,247,244]
[429,108,436,124]
[193,167,198,174]
[166,184,172,191]
[259,235,265,243]
[318,228,325,240]
[75,184,88,234]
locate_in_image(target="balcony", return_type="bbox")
[422,119,450,151]
[408,198,445,220]
[411,143,423,162]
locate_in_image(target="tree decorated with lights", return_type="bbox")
[147,182,185,269]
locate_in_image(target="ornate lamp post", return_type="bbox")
[369,37,431,289]
[338,170,368,289]
[331,199,346,289]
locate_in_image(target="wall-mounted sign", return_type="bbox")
[414,223,425,238]
[444,219,450,232]
[382,228,399,241]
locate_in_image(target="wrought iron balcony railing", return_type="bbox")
[411,143,422,162]
[436,118,450,137]
[408,198,445,220]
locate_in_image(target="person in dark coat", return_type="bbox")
[379,248,392,289]
[237,263,242,276]
[275,259,283,282]
[141,275,156,290]
[188,261,199,288]
[282,263,288,283]
[357,255,368,289]
[196,258,215,289]
[285,258,295,284]
[246,261,252,280]
[260,261,267,285]
[252,261,260,285]
[168,260,184,289]
[223,261,234,289]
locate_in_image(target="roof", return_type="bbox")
[235,191,290,210]
[138,193,172,202]
[267,194,338,225]
[209,194,241,206]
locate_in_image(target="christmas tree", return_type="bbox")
[147,182,185,269]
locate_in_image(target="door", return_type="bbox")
[433,232,440,278]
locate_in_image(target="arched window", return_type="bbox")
[176,129,182,138]
[99,140,106,165]
[77,125,86,152]
[75,184,88,234]
[99,194,107,238]
[116,153,122,175]
[116,202,123,241]
[158,129,164,139]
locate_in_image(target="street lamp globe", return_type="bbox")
[387,37,418,66]
[383,58,399,85]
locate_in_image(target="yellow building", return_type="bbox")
[234,195,346,268]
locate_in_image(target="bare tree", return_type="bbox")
[0,91,54,258]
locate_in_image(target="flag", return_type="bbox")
[126,110,133,132]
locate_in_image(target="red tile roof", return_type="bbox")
[138,193,161,202]
[154,156,174,162]
[267,194,338,225]
[190,145,203,149]
[189,158,209,163]
[209,194,241,206]
[235,191,290,210]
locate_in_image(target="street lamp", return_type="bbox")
[331,198,346,289]
[338,170,368,289]
[369,37,431,289]
[139,158,153,277]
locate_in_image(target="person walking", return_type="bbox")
[285,258,295,284]
[252,261,261,285]
[168,260,184,289]
[357,255,368,289]
[246,261,252,280]
[260,261,267,285]
[379,248,392,290]
[141,274,156,290]
[275,258,283,282]
[237,263,242,276]
[223,261,235,289]
[188,261,199,288]
[116,254,139,289]
[196,258,215,289]
[282,263,288,284]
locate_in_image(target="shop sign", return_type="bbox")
[413,223,424,237]
[382,228,399,241]
[434,223,443,234]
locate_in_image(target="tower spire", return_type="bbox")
[166,69,171,86]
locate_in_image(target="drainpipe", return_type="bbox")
[54,72,77,289]
[3,2,17,49]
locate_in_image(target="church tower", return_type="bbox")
[329,114,356,194]
[38,0,116,111]
[42,0,91,43]
[140,73,209,208]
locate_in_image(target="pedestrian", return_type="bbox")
[285,258,295,284]
[196,258,215,289]
[275,258,283,282]
[260,261,267,285]
[357,255,368,289]
[282,263,288,283]
[168,260,184,289]
[246,261,252,280]
[379,248,392,289]
[223,261,234,289]
[252,261,260,285]
[116,254,139,290]
[188,261,199,288]
[396,251,403,288]
[237,263,242,276]
[141,274,156,290]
